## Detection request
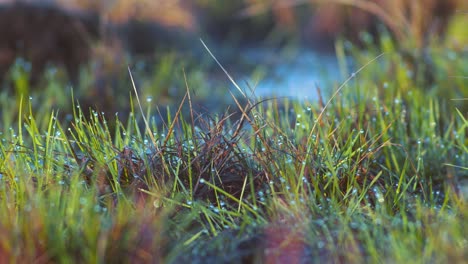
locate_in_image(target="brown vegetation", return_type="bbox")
[307,0,462,48]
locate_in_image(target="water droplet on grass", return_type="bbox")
[94,205,102,212]
[317,241,325,249]
[447,51,456,60]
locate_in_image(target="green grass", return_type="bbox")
[0,35,467,264]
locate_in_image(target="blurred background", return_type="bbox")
[0,0,466,123]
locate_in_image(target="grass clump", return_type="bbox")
[0,36,466,264]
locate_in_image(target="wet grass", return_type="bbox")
[0,35,467,264]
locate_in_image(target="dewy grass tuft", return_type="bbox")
[0,20,466,263]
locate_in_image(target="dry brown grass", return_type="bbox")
[314,0,461,48]
[55,0,197,30]
[242,0,464,48]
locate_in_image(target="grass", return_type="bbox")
[0,25,467,264]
